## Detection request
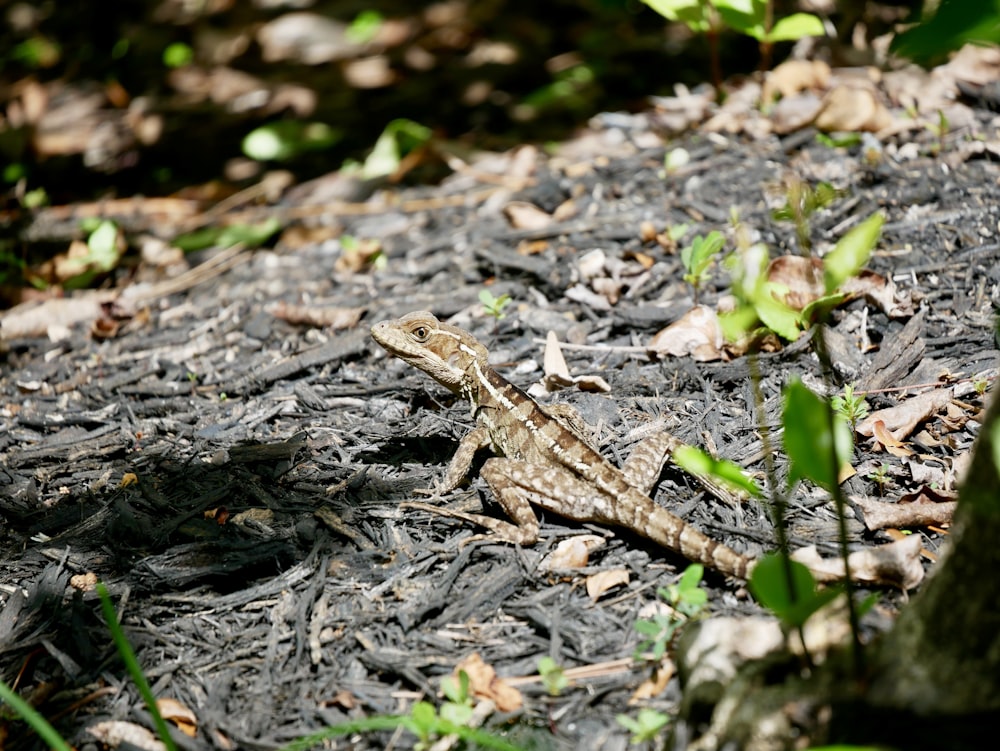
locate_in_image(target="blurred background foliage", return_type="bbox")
[0,0,963,201]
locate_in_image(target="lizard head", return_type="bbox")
[371,311,488,395]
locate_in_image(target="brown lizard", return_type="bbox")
[371,311,754,579]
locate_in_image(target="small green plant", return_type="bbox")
[771,179,840,253]
[973,374,989,397]
[616,707,671,744]
[537,656,569,696]
[634,564,708,660]
[641,0,824,90]
[831,383,869,431]
[719,212,884,343]
[479,289,511,320]
[925,110,950,156]
[680,230,725,304]
[868,463,891,496]
[174,217,282,252]
[346,10,383,44]
[242,121,341,162]
[162,42,193,68]
[438,670,474,727]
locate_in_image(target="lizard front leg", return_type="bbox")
[621,433,681,495]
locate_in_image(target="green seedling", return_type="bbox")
[832,383,869,431]
[174,217,282,252]
[242,121,341,162]
[346,10,383,44]
[537,657,569,696]
[479,289,511,320]
[439,669,474,727]
[360,118,432,180]
[634,564,708,660]
[641,0,824,90]
[771,179,840,253]
[162,42,193,68]
[868,463,891,496]
[616,707,670,744]
[973,374,989,397]
[680,230,725,304]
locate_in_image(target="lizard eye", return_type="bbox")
[411,326,429,342]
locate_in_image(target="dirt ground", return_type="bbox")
[2,93,999,749]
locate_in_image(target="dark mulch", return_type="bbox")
[1,110,998,750]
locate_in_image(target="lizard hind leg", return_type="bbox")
[620,433,681,496]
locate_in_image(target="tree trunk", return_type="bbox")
[690,387,1000,749]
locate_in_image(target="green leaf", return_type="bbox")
[242,121,340,162]
[765,13,826,42]
[714,0,765,38]
[783,379,853,491]
[823,212,883,292]
[755,285,804,341]
[346,10,383,44]
[718,305,761,342]
[162,42,193,68]
[672,444,761,497]
[174,218,282,252]
[641,0,713,32]
[362,118,432,179]
[750,554,841,627]
[799,291,848,325]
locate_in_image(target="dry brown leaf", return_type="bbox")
[791,535,924,589]
[542,330,573,385]
[647,305,723,361]
[552,198,579,222]
[839,269,914,318]
[503,201,552,230]
[855,491,957,531]
[516,238,550,255]
[872,420,915,457]
[0,295,105,341]
[87,721,167,751]
[766,256,824,310]
[539,535,604,570]
[815,85,893,132]
[629,660,674,702]
[334,238,382,274]
[157,697,198,737]
[70,572,98,592]
[770,92,825,134]
[454,653,523,713]
[857,389,953,439]
[763,59,832,103]
[270,302,364,330]
[586,568,629,600]
[540,331,610,393]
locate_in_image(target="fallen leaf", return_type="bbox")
[586,568,629,600]
[815,85,892,132]
[872,420,915,457]
[503,201,552,230]
[157,697,198,737]
[840,270,914,317]
[763,59,832,103]
[857,389,953,439]
[270,302,364,330]
[647,305,723,361]
[854,492,957,531]
[629,660,674,702]
[791,535,924,589]
[539,535,604,570]
[454,653,523,712]
[766,255,824,310]
[540,331,611,393]
[87,720,167,751]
